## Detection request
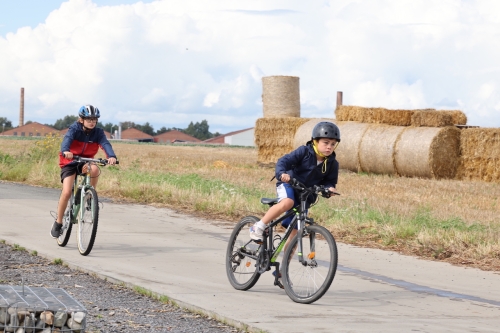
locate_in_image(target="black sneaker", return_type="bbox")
[273,270,284,289]
[50,221,63,239]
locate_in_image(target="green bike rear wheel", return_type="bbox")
[226,216,262,290]
[77,188,99,256]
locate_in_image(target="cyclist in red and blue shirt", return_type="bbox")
[51,105,117,238]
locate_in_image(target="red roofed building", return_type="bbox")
[154,130,201,143]
[120,128,154,141]
[1,122,59,137]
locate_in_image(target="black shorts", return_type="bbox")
[60,163,84,183]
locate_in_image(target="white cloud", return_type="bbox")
[1,0,500,132]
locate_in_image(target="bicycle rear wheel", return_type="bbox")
[57,193,73,247]
[226,216,262,290]
[282,224,338,304]
[77,188,99,256]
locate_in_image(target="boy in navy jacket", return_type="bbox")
[249,121,341,245]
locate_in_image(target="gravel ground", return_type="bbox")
[0,242,246,333]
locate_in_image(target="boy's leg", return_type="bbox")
[51,167,76,238]
[250,183,295,241]
[89,164,100,189]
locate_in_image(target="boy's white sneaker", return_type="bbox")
[249,225,264,242]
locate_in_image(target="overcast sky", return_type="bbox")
[1,0,499,134]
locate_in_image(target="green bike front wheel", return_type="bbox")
[77,188,99,256]
[281,224,338,304]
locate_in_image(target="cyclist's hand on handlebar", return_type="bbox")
[63,151,73,160]
[327,187,340,197]
[107,157,117,165]
[280,173,291,183]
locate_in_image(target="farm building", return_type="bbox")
[203,128,255,146]
[120,128,154,142]
[154,130,201,143]
[1,122,59,137]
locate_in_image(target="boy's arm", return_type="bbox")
[322,159,339,189]
[97,130,117,159]
[275,146,306,181]
[60,127,75,154]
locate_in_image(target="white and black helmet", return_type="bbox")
[312,121,340,142]
[78,105,101,118]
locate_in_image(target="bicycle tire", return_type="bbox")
[57,193,73,247]
[281,224,338,304]
[226,216,262,290]
[77,188,99,256]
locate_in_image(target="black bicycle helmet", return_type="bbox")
[78,105,100,118]
[311,121,340,142]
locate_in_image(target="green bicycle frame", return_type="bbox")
[69,168,95,224]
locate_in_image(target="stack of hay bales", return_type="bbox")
[335,105,467,127]
[456,128,500,182]
[262,76,301,118]
[394,126,461,179]
[293,119,461,179]
[256,86,499,182]
[256,117,311,166]
[256,76,310,166]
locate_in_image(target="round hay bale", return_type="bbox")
[395,126,460,179]
[358,124,406,175]
[262,76,300,118]
[292,118,336,149]
[334,121,370,172]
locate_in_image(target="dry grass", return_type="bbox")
[1,138,500,271]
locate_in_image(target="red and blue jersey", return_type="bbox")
[59,121,116,168]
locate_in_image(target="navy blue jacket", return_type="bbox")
[59,121,116,167]
[275,141,339,189]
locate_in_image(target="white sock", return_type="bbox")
[255,220,266,231]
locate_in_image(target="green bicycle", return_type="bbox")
[226,178,339,304]
[56,156,117,256]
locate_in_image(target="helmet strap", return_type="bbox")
[313,140,328,173]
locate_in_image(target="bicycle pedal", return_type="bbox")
[251,239,263,245]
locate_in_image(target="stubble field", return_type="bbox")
[1,136,499,271]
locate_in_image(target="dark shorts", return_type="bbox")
[60,163,84,183]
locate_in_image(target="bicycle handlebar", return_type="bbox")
[73,155,120,165]
[288,178,340,197]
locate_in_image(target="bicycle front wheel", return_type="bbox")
[57,193,73,247]
[77,188,99,256]
[226,216,262,290]
[282,224,338,304]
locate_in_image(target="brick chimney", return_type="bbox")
[19,87,24,127]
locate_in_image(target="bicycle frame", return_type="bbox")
[251,187,317,280]
[67,162,96,225]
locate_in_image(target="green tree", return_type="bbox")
[0,117,13,132]
[101,122,115,133]
[120,121,136,131]
[185,120,212,140]
[136,122,155,136]
[53,115,78,130]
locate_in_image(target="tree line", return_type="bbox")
[0,116,221,141]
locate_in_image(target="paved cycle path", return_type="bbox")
[1,181,500,333]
